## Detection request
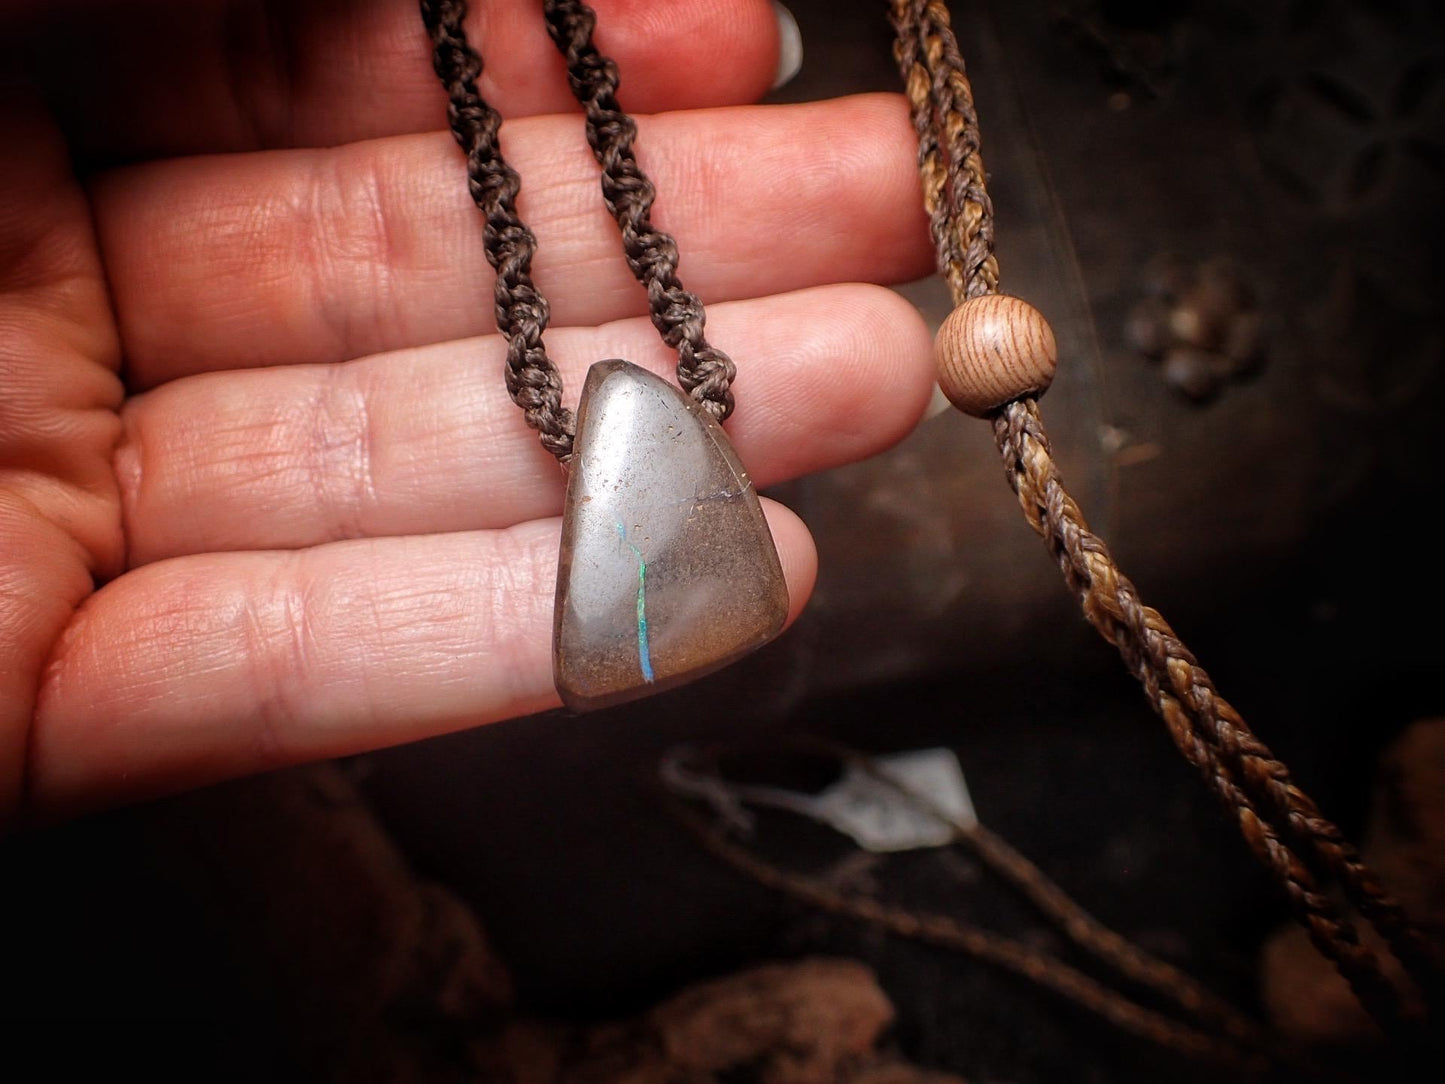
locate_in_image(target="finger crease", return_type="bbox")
[244,555,314,768]
[309,364,374,542]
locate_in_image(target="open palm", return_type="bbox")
[0,0,936,825]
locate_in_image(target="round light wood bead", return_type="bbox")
[934,295,1058,417]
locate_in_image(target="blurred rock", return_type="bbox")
[1221,311,1266,373]
[1141,251,1193,301]
[153,769,963,1083]
[1126,296,1171,358]
[149,764,514,1083]
[1162,345,1230,401]
[489,958,967,1084]
[1131,255,1269,401]
[651,958,895,1079]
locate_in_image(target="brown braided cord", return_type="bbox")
[541,0,738,422]
[893,0,998,302]
[662,787,1267,1071]
[420,0,575,460]
[994,399,1432,1022]
[421,0,738,458]
[888,0,1438,1036]
[789,738,1267,1050]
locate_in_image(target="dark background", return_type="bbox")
[4,0,1443,1080]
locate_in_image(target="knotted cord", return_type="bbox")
[419,0,737,465]
[543,0,738,422]
[420,0,573,459]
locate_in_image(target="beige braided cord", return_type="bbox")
[888,0,1438,1037]
[998,400,1434,1009]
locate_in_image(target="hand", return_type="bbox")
[0,0,936,825]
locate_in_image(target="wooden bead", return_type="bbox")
[934,295,1058,417]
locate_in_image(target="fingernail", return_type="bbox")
[771,2,804,90]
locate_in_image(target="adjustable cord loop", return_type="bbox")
[889,0,1437,1036]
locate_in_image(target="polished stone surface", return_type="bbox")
[553,360,788,712]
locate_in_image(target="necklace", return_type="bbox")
[422,0,1437,1036]
[421,0,787,713]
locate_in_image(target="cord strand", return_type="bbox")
[542,0,738,422]
[664,788,1266,1071]
[420,0,575,461]
[888,0,1437,1036]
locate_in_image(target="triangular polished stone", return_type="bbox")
[553,360,788,712]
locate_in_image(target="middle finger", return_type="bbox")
[92,94,932,389]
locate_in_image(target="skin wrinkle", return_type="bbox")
[308,363,373,543]
[354,148,406,356]
[310,150,378,361]
[33,561,168,731]
[350,365,381,538]
[110,401,144,575]
[489,558,546,713]
[242,553,310,770]
[0,310,123,488]
[0,227,92,302]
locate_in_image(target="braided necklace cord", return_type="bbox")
[888,0,1438,1037]
[420,0,736,466]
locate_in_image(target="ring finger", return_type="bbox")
[92,94,931,388]
[117,284,935,565]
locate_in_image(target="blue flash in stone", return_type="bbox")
[553,359,787,712]
[616,522,655,683]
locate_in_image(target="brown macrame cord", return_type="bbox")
[420,0,736,467]
[888,0,1437,1038]
[662,738,1277,1069]
[543,0,739,423]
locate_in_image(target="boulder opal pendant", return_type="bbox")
[553,360,789,712]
